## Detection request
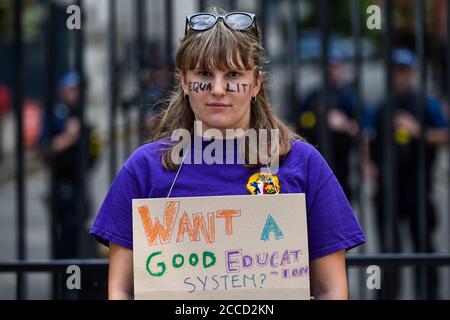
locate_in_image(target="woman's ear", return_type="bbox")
[252,71,264,96]
[179,71,189,95]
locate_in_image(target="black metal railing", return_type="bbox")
[1,254,450,299]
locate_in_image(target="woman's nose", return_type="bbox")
[211,76,226,97]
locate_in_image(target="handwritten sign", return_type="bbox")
[132,194,309,300]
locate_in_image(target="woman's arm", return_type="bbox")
[309,249,348,300]
[108,241,134,300]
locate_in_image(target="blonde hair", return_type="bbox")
[150,8,301,170]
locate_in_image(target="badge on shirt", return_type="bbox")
[246,172,281,195]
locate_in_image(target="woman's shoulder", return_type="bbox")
[287,138,323,161]
[282,138,330,177]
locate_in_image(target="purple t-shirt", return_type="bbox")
[90,138,366,260]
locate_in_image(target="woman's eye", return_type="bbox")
[198,70,211,77]
[228,71,240,78]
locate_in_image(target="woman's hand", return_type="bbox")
[310,249,349,300]
[108,241,134,300]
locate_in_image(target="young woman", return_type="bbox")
[90,9,366,300]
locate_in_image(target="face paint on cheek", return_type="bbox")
[188,81,195,93]
[188,81,212,93]
[226,83,236,92]
[241,83,250,93]
[226,83,252,93]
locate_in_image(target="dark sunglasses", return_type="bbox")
[185,12,258,37]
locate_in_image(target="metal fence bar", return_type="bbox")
[382,0,396,300]
[69,2,87,296]
[136,0,146,145]
[351,0,366,300]
[257,0,268,52]
[13,0,25,301]
[447,0,450,299]
[165,0,174,73]
[383,0,396,254]
[346,254,450,266]
[109,0,118,182]
[198,0,207,12]
[228,0,237,11]
[43,1,58,300]
[257,0,270,100]
[75,0,87,249]
[0,260,108,272]
[122,99,132,160]
[351,0,364,229]
[445,1,450,300]
[415,0,428,300]
[319,0,332,163]
[287,0,299,126]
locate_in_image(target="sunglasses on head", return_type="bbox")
[185,12,258,37]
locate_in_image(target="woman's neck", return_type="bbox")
[193,121,249,140]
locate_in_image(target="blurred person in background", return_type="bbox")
[297,49,359,201]
[39,71,100,260]
[368,48,449,299]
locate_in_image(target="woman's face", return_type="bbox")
[181,57,262,134]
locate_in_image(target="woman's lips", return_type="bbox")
[206,103,231,108]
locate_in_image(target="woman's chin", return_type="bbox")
[202,117,233,130]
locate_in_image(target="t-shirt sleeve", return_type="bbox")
[89,166,141,250]
[303,143,367,260]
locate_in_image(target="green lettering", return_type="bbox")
[203,251,217,268]
[189,253,199,266]
[146,251,166,277]
[173,253,184,268]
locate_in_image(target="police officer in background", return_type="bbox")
[369,49,449,299]
[40,72,100,260]
[298,50,359,201]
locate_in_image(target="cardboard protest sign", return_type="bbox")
[132,193,309,300]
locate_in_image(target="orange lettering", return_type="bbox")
[216,209,241,235]
[176,212,195,242]
[192,212,216,243]
[138,201,179,246]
